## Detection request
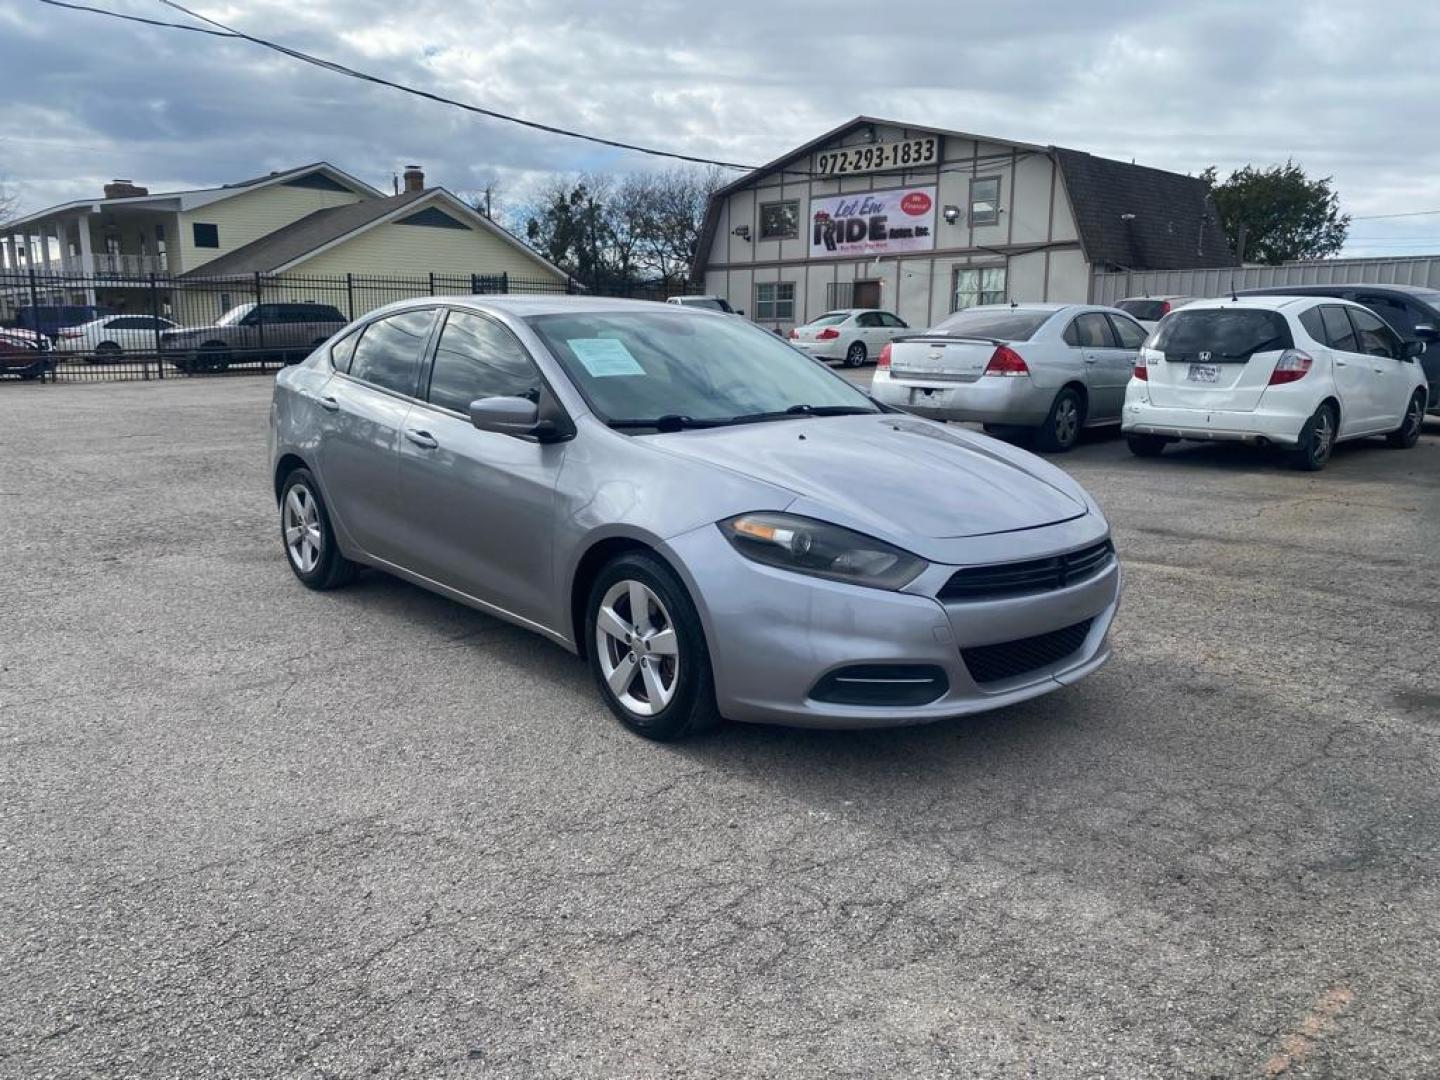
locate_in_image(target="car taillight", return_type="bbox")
[1158,301,1171,317]
[878,343,891,369]
[1268,349,1313,385]
[982,345,1029,377]
[816,327,839,340]
[1133,362,1148,381]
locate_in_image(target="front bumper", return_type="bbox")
[871,370,1053,425]
[1122,399,1307,446]
[661,522,1121,729]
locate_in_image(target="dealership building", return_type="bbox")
[692,116,1236,333]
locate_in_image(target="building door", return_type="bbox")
[852,280,881,309]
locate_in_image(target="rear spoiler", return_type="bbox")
[890,334,1005,346]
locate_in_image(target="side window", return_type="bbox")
[1356,296,1420,338]
[1348,307,1400,359]
[348,309,436,395]
[105,317,138,329]
[330,328,361,373]
[969,177,1001,227]
[881,313,907,328]
[857,312,882,328]
[1065,312,1116,348]
[1319,306,1358,352]
[426,310,541,413]
[1299,308,1328,344]
[1108,315,1148,349]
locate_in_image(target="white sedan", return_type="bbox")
[1123,295,1429,470]
[788,309,909,367]
[54,314,178,358]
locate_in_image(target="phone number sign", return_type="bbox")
[814,136,940,176]
[808,187,937,258]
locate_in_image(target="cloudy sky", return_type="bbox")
[3,0,1439,257]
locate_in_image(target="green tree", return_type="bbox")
[1200,162,1349,265]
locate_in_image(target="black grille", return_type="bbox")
[961,619,1094,685]
[940,540,1114,601]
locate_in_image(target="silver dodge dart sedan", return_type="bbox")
[269,297,1122,740]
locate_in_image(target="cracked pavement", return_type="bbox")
[2,376,1438,1079]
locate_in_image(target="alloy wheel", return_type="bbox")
[594,579,680,717]
[1405,396,1423,438]
[283,483,324,574]
[1054,397,1080,446]
[1313,407,1335,461]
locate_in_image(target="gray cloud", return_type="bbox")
[3,0,1438,256]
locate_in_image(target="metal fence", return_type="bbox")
[1,269,701,384]
[1091,254,1440,306]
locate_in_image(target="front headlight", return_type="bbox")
[719,512,927,590]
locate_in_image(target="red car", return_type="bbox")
[0,328,54,380]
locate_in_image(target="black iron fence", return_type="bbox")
[1,269,702,383]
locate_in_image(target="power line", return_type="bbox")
[34,0,762,171]
[1350,208,1440,221]
[32,0,1050,186]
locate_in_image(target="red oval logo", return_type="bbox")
[900,191,932,216]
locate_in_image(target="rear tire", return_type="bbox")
[199,343,230,372]
[844,341,867,368]
[1127,433,1169,458]
[1386,391,1425,449]
[96,341,122,362]
[1034,387,1085,453]
[279,468,358,590]
[585,551,721,741]
[1288,401,1338,471]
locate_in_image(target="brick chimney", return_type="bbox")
[402,165,425,194]
[103,179,149,199]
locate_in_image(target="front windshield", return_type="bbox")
[526,310,879,425]
[216,305,252,326]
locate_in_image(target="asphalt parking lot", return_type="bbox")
[3,375,1438,1080]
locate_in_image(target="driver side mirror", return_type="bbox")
[1400,339,1426,361]
[469,395,560,441]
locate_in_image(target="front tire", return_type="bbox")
[1386,391,1425,449]
[1289,401,1338,471]
[586,552,720,741]
[279,468,358,590]
[844,341,867,368]
[1034,387,1085,453]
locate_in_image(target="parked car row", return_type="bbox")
[837,284,1430,472]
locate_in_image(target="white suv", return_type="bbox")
[1123,296,1429,470]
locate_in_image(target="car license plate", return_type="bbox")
[1187,363,1219,384]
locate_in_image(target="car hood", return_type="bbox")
[648,414,1089,543]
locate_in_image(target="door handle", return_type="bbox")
[317,394,339,412]
[404,428,439,450]
[1335,360,1348,367]
[1083,353,1099,364]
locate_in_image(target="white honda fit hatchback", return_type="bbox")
[1123,296,1429,470]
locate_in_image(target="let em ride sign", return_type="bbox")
[809,186,937,259]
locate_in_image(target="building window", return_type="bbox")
[192,223,219,248]
[953,266,1006,311]
[759,200,799,241]
[755,281,795,321]
[969,177,1001,227]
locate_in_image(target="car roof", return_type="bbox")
[1176,295,1338,312]
[1117,294,1192,302]
[1237,283,1440,299]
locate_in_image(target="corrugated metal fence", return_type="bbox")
[1091,255,1440,305]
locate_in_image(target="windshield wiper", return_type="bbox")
[721,404,879,426]
[606,414,728,432]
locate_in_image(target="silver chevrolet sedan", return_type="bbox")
[269,297,1122,740]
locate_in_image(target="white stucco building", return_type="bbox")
[692,116,1236,332]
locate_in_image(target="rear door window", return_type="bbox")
[348,309,437,395]
[1107,315,1148,349]
[1299,308,1328,344]
[857,312,883,328]
[1064,312,1118,348]
[1319,306,1359,352]
[1151,308,1293,362]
